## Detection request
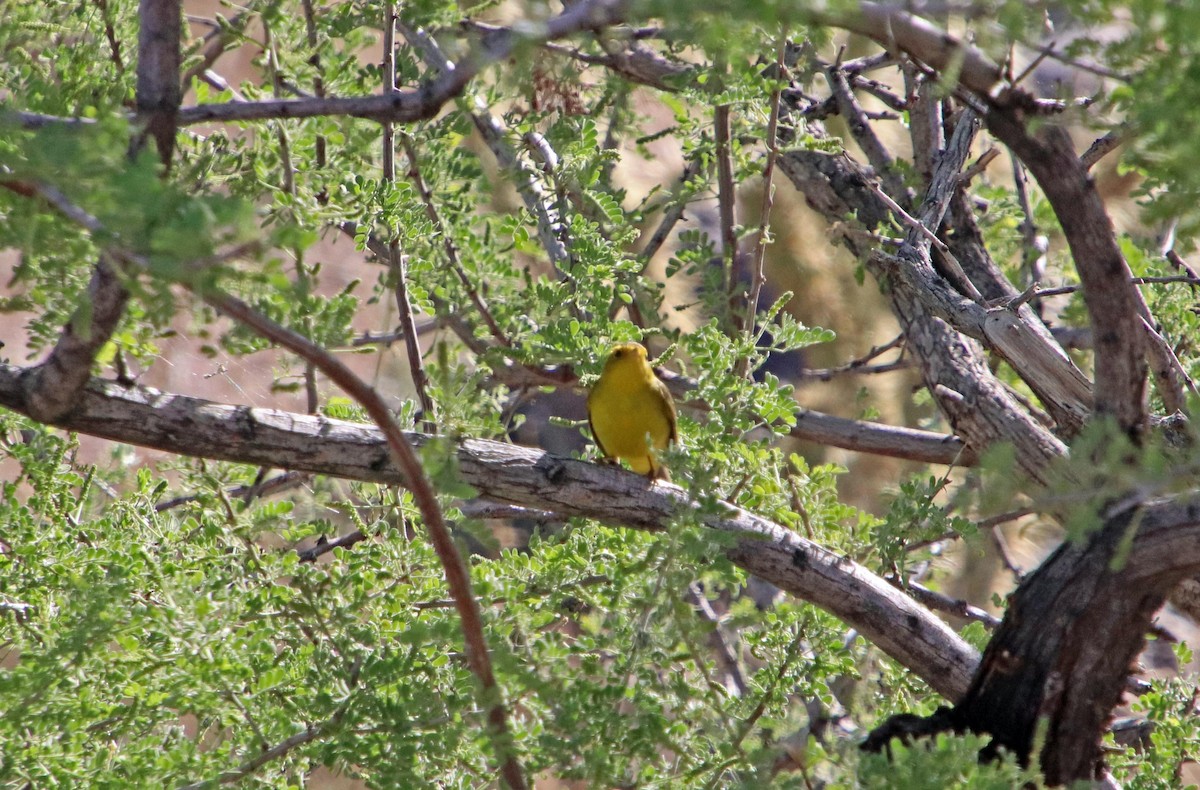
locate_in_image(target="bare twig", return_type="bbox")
[262,18,317,414]
[1010,153,1047,300]
[299,0,330,203]
[540,38,695,92]
[297,530,369,562]
[1024,275,1200,300]
[826,66,908,202]
[5,111,98,129]
[797,358,912,381]
[715,102,739,325]
[155,471,310,512]
[904,67,941,187]
[888,577,1001,629]
[1023,42,1126,83]
[336,217,544,365]
[1160,221,1200,289]
[458,500,560,521]
[655,367,973,465]
[1080,129,1125,171]
[989,522,1025,579]
[958,147,999,185]
[299,500,561,564]
[382,9,435,432]
[863,178,948,253]
[349,323,439,348]
[401,134,512,348]
[740,36,787,372]
[263,21,295,195]
[1140,315,1199,410]
[687,583,749,696]
[726,629,805,757]
[181,11,251,90]
[176,716,339,790]
[638,158,704,264]
[93,0,126,72]
[793,334,911,381]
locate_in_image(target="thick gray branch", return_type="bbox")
[779,148,1067,481]
[824,1,1147,435]
[0,364,978,701]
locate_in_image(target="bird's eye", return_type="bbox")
[614,349,624,357]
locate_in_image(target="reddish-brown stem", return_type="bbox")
[203,289,527,790]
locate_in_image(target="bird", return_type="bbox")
[586,342,678,480]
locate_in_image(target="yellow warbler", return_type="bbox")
[587,342,678,479]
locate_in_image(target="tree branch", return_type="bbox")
[988,117,1148,436]
[742,37,786,358]
[826,64,909,204]
[714,102,739,329]
[823,2,1004,98]
[176,717,337,790]
[401,133,512,348]
[0,363,979,702]
[654,367,971,466]
[778,141,1068,482]
[180,10,251,91]
[135,0,183,165]
[173,0,626,129]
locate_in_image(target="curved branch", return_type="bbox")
[19,257,129,423]
[0,363,979,702]
[826,2,1004,98]
[987,117,1148,435]
[198,292,526,789]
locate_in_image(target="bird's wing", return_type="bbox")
[653,375,678,444]
[586,395,614,460]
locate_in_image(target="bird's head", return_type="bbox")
[603,342,649,373]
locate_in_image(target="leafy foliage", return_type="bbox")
[3,0,1200,786]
